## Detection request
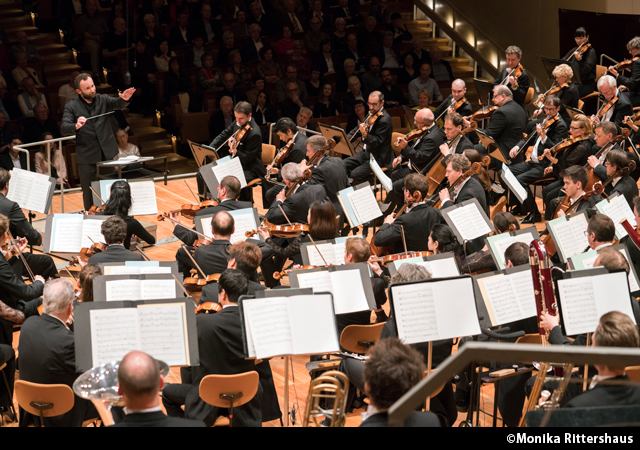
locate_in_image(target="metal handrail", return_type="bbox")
[387,341,640,427]
[13,135,76,213]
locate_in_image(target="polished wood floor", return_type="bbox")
[4,176,505,427]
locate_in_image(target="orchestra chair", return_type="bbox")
[302,370,349,427]
[14,380,99,427]
[0,361,16,424]
[391,131,404,156]
[305,323,385,375]
[525,87,534,106]
[199,371,260,427]
[243,143,276,201]
[474,333,539,427]
[529,176,556,215]
[625,366,640,382]
[188,139,218,168]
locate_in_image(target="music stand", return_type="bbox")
[473,78,496,106]
[317,124,356,157]
[402,106,416,126]
[541,56,581,85]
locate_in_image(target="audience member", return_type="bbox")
[429,45,454,81]
[77,0,109,77]
[304,17,329,56]
[362,56,383,93]
[313,83,340,117]
[274,25,295,58]
[409,63,443,104]
[243,24,266,63]
[17,77,48,118]
[10,31,40,63]
[115,128,140,159]
[217,31,240,65]
[398,53,418,85]
[257,47,283,85]
[197,53,221,93]
[58,70,80,112]
[12,52,44,88]
[22,105,60,144]
[35,132,67,186]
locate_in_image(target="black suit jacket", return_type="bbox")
[87,244,146,264]
[608,93,634,131]
[378,83,407,108]
[400,125,444,171]
[18,314,94,427]
[433,95,473,121]
[607,176,638,209]
[565,375,640,408]
[494,67,530,110]
[210,119,266,180]
[0,149,28,173]
[374,203,445,254]
[111,411,205,427]
[0,192,42,245]
[516,115,569,165]
[169,25,192,47]
[183,307,262,426]
[442,176,489,215]
[347,109,394,167]
[194,240,232,276]
[199,279,266,304]
[193,18,223,44]
[617,58,640,105]
[476,99,527,160]
[61,94,129,163]
[265,183,328,225]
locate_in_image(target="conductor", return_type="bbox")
[60,73,135,211]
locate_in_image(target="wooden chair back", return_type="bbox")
[14,380,74,419]
[339,323,385,354]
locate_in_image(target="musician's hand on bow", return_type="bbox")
[384,213,397,225]
[392,156,403,169]
[258,228,270,240]
[540,311,560,331]
[509,146,519,159]
[396,137,408,150]
[169,211,181,225]
[298,160,311,172]
[16,237,28,254]
[439,143,450,157]
[590,114,600,124]
[544,166,553,176]
[438,188,450,203]
[120,87,136,101]
[228,137,237,156]
[587,155,599,168]
[276,189,286,202]
[624,116,639,132]
[536,123,546,139]
[573,51,582,61]
[367,260,383,276]
[608,67,618,77]
[359,122,367,135]
[509,76,517,87]
[532,108,542,119]
[34,275,45,284]
[462,117,471,128]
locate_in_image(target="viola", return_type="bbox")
[86,205,105,215]
[1,241,19,260]
[68,242,107,267]
[608,56,640,76]
[500,64,523,87]
[369,250,434,265]
[584,129,630,192]
[273,136,296,167]
[431,165,479,209]
[192,236,213,248]
[594,96,619,123]
[552,183,603,220]
[540,136,589,160]
[184,271,221,293]
[350,110,383,142]
[273,264,335,280]
[246,222,309,239]
[395,125,431,146]
[229,122,252,156]
[163,199,220,219]
[195,301,222,314]
[534,83,569,109]
[466,105,498,122]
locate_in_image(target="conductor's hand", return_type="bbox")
[540,311,560,332]
[76,116,87,130]
[120,87,136,101]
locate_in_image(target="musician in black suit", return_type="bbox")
[60,74,134,211]
[172,176,252,246]
[209,102,265,202]
[359,338,440,428]
[593,75,634,131]
[563,27,597,97]
[385,109,440,218]
[433,79,473,121]
[162,270,263,427]
[111,351,205,427]
[87,216,145,265]
[547,166,597,221]
[18,278,97,427]
[264,163,328,225]
[301,135,349,228]
[493,45,530,112]
[610,37,640,108]
[506,96,568,223]
[598,150,638,208]
[374,174,445,254]
[467,85,527,165]
[344,91,394,186]
[625,198,640,277]
[263,118,308,207]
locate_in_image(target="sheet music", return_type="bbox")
[108,266,171,275]
[419,258,460,278]
[552,216,589,260]
[330,269,370,314]
[369,155,392,192]
[198,217,214,239]
[51,215,83,251]
[81,219,107,249]
[243,298,294,359]
[347,186,382,224]
[287,294,340,355]
[211,158,247,188]
[228,209,258,244]
[479,274,521,325]
[296,271,334,294]
[128,181,158,216]
[510,270,538,319]
[105,279,142,301]
[446,203,492,241]
[6,168,52,213]
[557,278,599,335]
[597,194,635,239]
[137,304,188,366]
[141,279,177,299]
[90,308,139,366]
[501,165,528,204]
[491,232,536,269]
[392,283,440,344]
[620,248,640,292]
[306,243,341,266]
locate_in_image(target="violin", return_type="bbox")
[552,183,603,220]
[229,122,252,157]
[395,124,432,146]
[350,109,383,142]
[607,56,640,76]
[534,83,569,109]
[466,105,499,123]
[500,64,523,87]
[86,205,105,215]
[593,96,619,123]
[540,136,589,161]
[68,242,107,267]
[567,42,590,61]
[246,222,309,239]
[273,264,335,280]
[272,137,296,168]
[432,165,478,209]
[1,241,19,260]
[192,236,213,248]
[184,270,221,293]
[195,301,222,314]
[369,250,433,265]
[513,115,561,159]
[159,199,220,220]
[584,129,630,192]
[299,137,340,180]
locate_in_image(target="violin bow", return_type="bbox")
[160,213,210,239]
[64,267,77,282]
[172,274,191,298]
[278,204,293,226]
[184,180,201,203]
[180,244,208,279]
[89,186,107,207]
[132,235,152,261]
[400,225,408,255]
[307,235,329,266]
[7,232,35,282]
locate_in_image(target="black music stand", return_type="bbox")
[541,56,581,85]
[473,78,496,106]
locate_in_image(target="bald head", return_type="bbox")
[211,210,235,238]
[117,351,161,406]
[416,108,434,124]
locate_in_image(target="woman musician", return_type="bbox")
[533,64,579,126]
[541,114,595,219]
[563,27,597,97]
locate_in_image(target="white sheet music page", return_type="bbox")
[306,243,341,266]
[105,279,142,301]
[51,215,83,252]
[329,269,370,314]
[90,308,140,366]
[392,282,440,345]
[479,274,522,325]
[128,181,158,216]
[141,279,177,299]
[81,218,107,249]
[6,168,51,213]
[288,294,340,355]
[552,216,589,261]
[597,194,635,239]
[347,187,382,224]
[137,304,188,366]
[446,203,492,241]
[108,266,171,275]
[198,217,214,239]
[501,165,528,204]
[369,155,392,192]
[211,157,247,188]
[243,298,294,359]
[509,270,538,319]
[419,257,460,278]
[491,232,536,269]
[296,271,334,294]
[228,209,258,244]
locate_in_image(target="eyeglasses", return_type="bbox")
[569,126,583,130]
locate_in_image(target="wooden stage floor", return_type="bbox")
[4,176,504,428]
